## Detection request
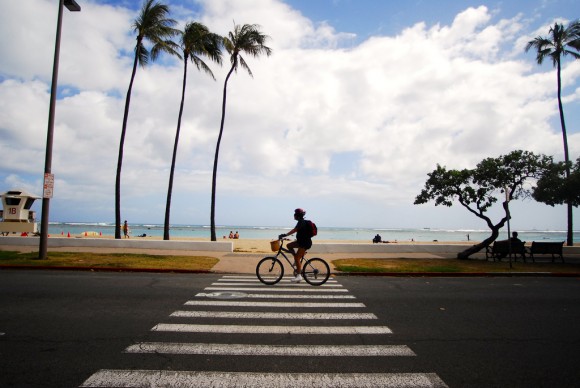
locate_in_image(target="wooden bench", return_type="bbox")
[486,240,526,262]
[527,241,565,263]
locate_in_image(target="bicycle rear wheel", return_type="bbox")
[256,256,284,285]
[302,257,330,286]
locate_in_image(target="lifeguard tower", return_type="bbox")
[0,189,40,235]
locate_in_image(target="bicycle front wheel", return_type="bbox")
[256,256,284,285]
[302,257,330,286]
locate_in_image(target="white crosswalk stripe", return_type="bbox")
[213,282,343,287]
[205,286,349,292]
[196,292,356,299]
[217,278,339,283]
[152,323,393,334]
[80,274,448,387]
[171,310,377,319]
[184,300,365,307]
[81,370,448,388]
[125,342,415,356]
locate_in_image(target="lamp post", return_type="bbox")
[505,187,513,270]
[39,0,81,260]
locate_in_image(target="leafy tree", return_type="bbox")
[163,22,223,240]
[210,23,272,241]
[525,20,580,246]
[534,157,580,208]
[115,0,180,239]
[414,151,552,259]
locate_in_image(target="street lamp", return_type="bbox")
[505,187,513,270]
[39,0,81,260]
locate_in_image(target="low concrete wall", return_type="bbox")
[0,236,233,252]
[311,243,580,256]
[310,243,469,254]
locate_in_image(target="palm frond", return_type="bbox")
[135,43,149,67]
[238,55,253,77]
[191,56,216,80]
[563,49,580,60]
[151,39,181,61]
[224,23,272,76]
[526,21,580,67]
[182,22,223,68]
[132,0,180,64]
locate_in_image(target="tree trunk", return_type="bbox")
[457,201,509,259]
[164,57,188,240]
[556,60,573,246]
[115,49,140,239]
[457,230,500,259]
[210,64,235,241]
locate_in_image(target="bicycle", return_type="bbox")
[256,238,331,286]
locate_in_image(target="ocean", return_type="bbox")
[47,222,578,243]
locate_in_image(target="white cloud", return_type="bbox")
[0,0,578,229]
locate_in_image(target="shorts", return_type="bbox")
[296,237,313,250]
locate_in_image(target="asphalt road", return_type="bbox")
[0,270,579,387]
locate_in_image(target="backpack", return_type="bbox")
[303,220,317,238]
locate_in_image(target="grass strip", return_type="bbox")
[0,251,218,271]
[333,258,580,273]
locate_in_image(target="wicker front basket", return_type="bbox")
[270,240,280,251]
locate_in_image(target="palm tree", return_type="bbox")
[210,23,272,241]
[115,0,180,239]
[525,20,580,246]
[163,22,223,240]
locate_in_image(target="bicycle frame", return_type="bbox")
[275,238,306,273]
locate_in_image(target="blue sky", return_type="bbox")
[0,0,579,232]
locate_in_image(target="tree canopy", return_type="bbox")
[414,150,552,259]
[533,157,580,208]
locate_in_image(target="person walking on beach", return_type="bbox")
[279,208,313,283]
[123,220,130,238]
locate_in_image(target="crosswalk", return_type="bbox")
[80,275,448,387]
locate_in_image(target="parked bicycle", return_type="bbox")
[256,238,330,286]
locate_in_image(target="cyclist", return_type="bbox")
[279,208,312,283]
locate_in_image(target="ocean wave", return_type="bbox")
[59,222,111,227]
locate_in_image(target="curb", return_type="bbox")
[333,271,580,277]
[1,265,579,277]
[0,265,210,274]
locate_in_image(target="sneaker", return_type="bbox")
[291,274,303,283]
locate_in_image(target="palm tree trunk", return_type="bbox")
[115,49,140,239]
[164,58,189,240]
[210,65,235,241]
[556,60,573,246]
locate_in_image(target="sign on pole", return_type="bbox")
[43,173,54,199]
